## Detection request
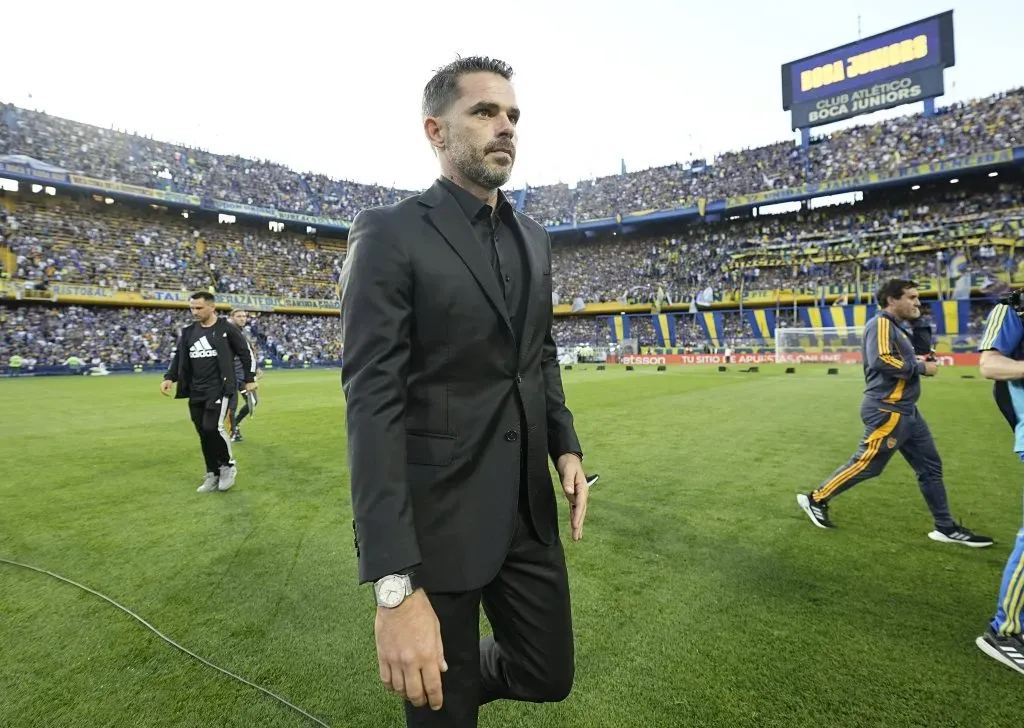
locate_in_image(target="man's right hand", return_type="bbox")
[160,379,174,396]
[375,589,447,711]
[923,362,938,377]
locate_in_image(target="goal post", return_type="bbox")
[774,326,865,364]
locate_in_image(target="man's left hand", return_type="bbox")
[244,382,258,393]
[556,453,588,542]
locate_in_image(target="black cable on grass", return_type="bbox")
[0,557,331,728]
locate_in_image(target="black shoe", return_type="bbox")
[797,493,835,529]
[231,429,243,442]
[976,627,1024,675]
[928,523,993,548]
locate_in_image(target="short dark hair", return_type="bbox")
[877,278,918,307]
[190,291,215,303]
[422,56,514,119]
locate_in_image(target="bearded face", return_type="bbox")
[433,71,520,191]
[447,127,515,189]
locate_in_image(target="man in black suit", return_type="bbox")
[339,56,589,728]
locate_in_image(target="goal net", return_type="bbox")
[774,326,865,364]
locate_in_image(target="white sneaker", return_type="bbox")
[197,472,218,493]
[218,464,237,491]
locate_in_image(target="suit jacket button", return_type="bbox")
[505,429,519,442]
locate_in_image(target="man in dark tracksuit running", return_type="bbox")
[226,308,260,442]
[160,292,257,493]
[797,278,992,547]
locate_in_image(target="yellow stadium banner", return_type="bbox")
[551,273,1017,316]
[611,315,627,342]
[751,308,772,339]
[5,273,1017,319]
[2,279,340,315]
[553,301,661,316]
[67,174,202,206]
[729,233,1013,268]
[701,311,722,348]
[0,245,15,275]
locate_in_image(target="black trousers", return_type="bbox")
[236,390,257,426]
[188,396,234,474]
[226,389,257,433]
[811,404,955,528]
[404,503,575,728]
[226,390,239,433]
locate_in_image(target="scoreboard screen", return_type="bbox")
[781,11,955,130]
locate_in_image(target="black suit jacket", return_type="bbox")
[340,179,583,592]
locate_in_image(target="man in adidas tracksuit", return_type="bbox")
[161,292,257,492]
[797,278,992,547]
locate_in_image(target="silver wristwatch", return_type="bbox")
[373,573,415,608]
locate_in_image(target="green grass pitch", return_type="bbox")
[1,364,1021,727]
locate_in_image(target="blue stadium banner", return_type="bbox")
[927,300,970,336]
[947,251,968,277]
[826,304,877,329]
[608,315,630,343]
[0,158,67,183]
[799,304,877,342]
[0,281,340,313]
[698,312,724,347]
[745,309,778,342]
[652,314,676,346]
[800,306,823,329]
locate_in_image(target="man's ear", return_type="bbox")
[424,116,445,152]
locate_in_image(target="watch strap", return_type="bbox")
[395,566,421,590]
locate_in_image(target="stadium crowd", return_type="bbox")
[0,304,341,370]
[0,103,416,221]
[0,297,997,371]
[4,179,1021,313]
[2,197,344,300]
[2,87,1021,224]
[550,181,1024,308]
[2,84,1024,371]
[529,87,1024,223]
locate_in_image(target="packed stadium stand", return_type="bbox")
[0,304,342,370]
[1,86,1023,373]
[548,181,1024,307]
[3,195,344,299]
[0,102,419,221]
[0,88,1020,224]
[525,87,1024,223]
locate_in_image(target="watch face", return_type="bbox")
[376,576,405,608]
